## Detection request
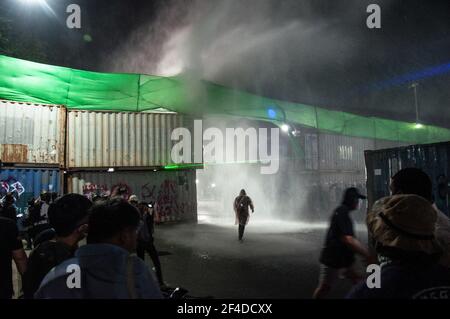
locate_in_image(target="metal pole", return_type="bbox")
[411,83,419,123]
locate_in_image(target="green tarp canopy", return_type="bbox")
[1,54,450,144]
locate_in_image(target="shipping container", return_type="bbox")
[68,169,197,223]
[317,133,376,171]
[302,131,410,171]
[0,167,61,215]
[365,141,450,217]
[67,110,196,168]
[0,100,66,165]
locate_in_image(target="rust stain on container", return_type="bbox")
[1,144,28,162]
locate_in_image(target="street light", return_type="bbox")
[410,83,421,128]
[281,124,290,133]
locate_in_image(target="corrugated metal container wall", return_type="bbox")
[0,167,60,214]
[373,139,411,151]
[67,111,192,168]
[0,100,65,165]
[365,142,450,217]
[69,170,197,223]
[303,131,410,171]
[318,133,374,171]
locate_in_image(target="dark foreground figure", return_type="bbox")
[135,200,164,286]
[35,198,162,299]
[313,187,372,299]
[348,194,450,299]
[23,194,92,299]
[233,189,254,242]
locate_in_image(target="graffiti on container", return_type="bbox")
[141,183,157,201]
[1,177,25,199]
[82,183,110,199]
[141,179,190,222]
[80,179,193,223]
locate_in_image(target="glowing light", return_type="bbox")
[195,179,199,184]
[281,124,290,133]
[267,108,277,119]
[107,168,115,173]
[291,129,301,137]
[415,123,424,129]
[164,164,204,170]
[18,0,46,4]
[211,183,216,188]
[83,34,93,43]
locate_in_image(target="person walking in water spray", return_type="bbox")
[313,187,373,299]
[233,189,254,242]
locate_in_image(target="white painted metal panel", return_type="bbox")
[0,100,65,165]
[67,110,194,168]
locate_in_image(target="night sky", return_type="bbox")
[1,0,450,127]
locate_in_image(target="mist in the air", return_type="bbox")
[105,0,380,227]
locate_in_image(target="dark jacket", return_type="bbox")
[23,240,74,299]
[319,204,355,268]
[347,259,450,299]
[234,195,254,225]
[35,244,163,299]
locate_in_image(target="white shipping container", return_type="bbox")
[0,100,65,165]
[67,110,194,168]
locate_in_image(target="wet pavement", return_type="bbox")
[150,214,369,299]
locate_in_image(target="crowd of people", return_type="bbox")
[314,168,450,299]
[0,191,165,299]
[1,167,450,299]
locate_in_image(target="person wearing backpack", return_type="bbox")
[233,189,255,242]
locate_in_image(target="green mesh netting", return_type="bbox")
[1,54,450,144]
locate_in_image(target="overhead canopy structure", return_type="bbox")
[1,54,450,144]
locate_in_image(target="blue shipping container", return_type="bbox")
[0,168,60,215]
[365,142,450,217]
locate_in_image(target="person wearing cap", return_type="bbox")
[313,187,372,299]
[348,194,450,299]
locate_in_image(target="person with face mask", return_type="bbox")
[313,187,373,299]
[23,194,92,299]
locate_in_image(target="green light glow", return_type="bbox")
[164,164,204,170]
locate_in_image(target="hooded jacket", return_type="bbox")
[35,244,163,299]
